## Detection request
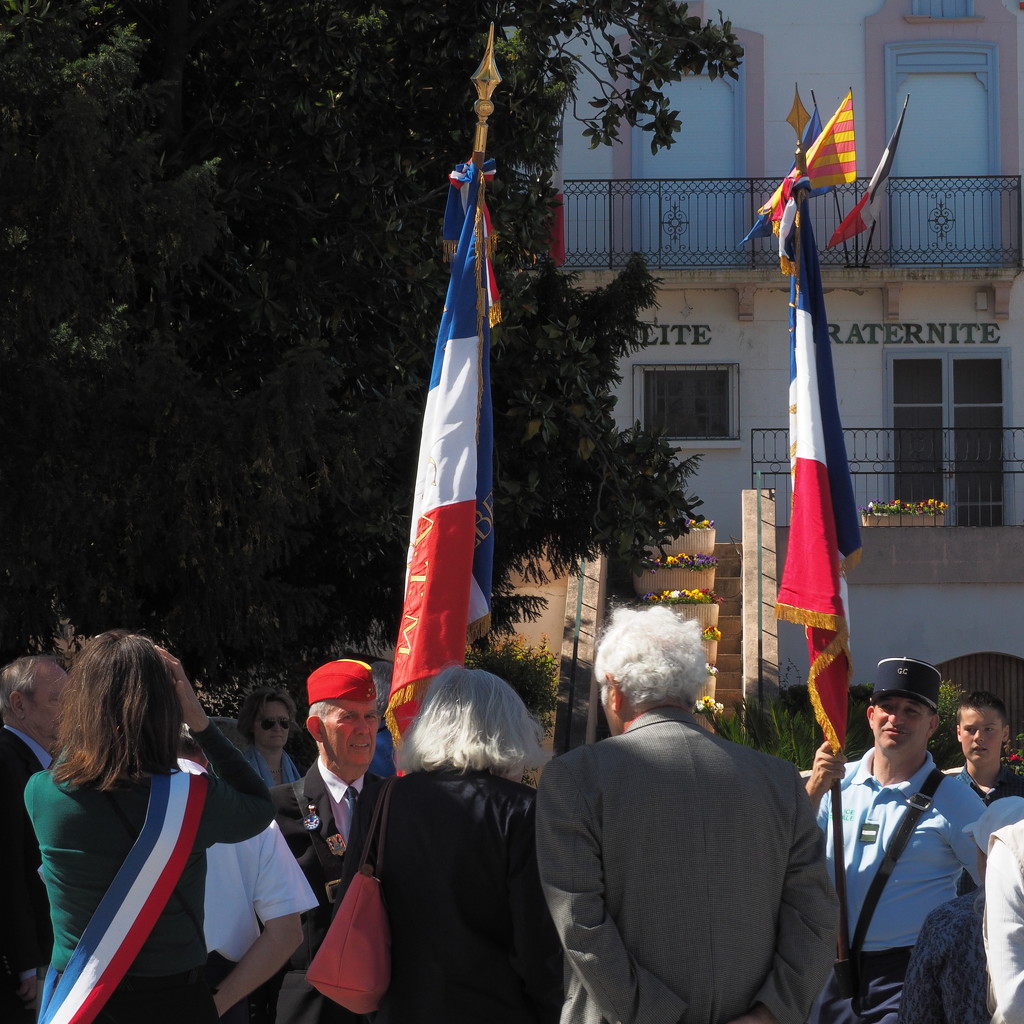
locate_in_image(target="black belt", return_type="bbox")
[118,966,204,992]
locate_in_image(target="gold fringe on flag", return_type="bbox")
[775,603,844,633]
[466,612,491,643]
[385,677,432,747]
[775,602,853,754]
[443,239,458,261]
[489,302,502,327]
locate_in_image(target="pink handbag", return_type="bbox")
[306,776,396,1013]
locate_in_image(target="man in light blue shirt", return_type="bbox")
[804,656,984,1024]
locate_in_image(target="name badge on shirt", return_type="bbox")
[859,822,880,844]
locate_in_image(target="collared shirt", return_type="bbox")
[818,749,984,950]
[316,759,363,841]
[204,821,317,961]
[956,762,1024,805]
[2,724,51,769]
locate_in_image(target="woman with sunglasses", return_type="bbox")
[237,688,304,786]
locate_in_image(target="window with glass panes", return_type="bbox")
[892,356,1004,525]
[640,364,738,440]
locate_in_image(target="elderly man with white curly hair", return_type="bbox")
[536,604,838,1024]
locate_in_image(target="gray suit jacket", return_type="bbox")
[536,707,837,1024]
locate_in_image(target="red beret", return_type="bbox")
[307,659,376,705]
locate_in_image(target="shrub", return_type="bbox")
[710,679,964,772]
[465,635,559,734]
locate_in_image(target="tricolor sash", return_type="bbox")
[39,771,208,1024]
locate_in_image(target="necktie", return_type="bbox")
[342,785,358,842]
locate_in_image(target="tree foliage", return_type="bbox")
[0,0,740,687]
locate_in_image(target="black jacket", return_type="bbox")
[0,729,53,974]
[271,764,381,1024]
[367,769,562,1024]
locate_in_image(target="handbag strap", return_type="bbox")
[849,768,945,955]
[357,776,397,875]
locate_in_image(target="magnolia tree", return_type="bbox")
[0,0,740,687]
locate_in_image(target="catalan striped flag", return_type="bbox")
[758,91,857,226]
[775,182,861,752]
[387,158,496,739]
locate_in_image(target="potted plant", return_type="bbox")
[859,499,947,527]
[701,625,721,664]
[632,551,719,594]
[665,517,716,555]
[639,588,723,628]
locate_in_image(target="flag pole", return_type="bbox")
[386,30,501,738]
[790,120,853,986]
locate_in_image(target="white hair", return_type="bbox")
[0,655,61,718]
[594,605,706,710]
[397,666,547,777]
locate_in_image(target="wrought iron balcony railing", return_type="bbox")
[751,426,1024,527]
[563,176,1022,271]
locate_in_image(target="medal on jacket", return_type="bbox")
[303,803,321,831]
[326,833,347,856]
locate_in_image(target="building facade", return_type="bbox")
[556,0,1024,697]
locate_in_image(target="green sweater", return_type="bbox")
[25,722,273,976]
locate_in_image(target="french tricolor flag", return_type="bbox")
[388,159,496,736]
[776,184,861,752]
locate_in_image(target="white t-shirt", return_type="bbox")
[204,820,318,962]
[177,758,317,962]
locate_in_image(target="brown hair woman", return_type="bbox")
[27,631,273,1024]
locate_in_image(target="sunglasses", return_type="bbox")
[258,717,291,730]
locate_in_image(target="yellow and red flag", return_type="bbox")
[760,91,857,224]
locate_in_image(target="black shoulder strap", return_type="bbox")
[291,777,345,893]
[849,768,945,955]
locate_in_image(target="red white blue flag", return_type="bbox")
[388,158,496,737]
[39,771,207,1024]
[775,185,861,752]
[828,96,909,249]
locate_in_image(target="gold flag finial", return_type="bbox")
[786,84,810,140]
[787,84,809,177]
[471,25,502,165]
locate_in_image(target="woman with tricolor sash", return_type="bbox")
[25,631,274,1024]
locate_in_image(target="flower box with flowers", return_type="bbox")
[639,588,722,627]
[666,518,716,556]
[632,552,719,595]
[860,499,947,527]
[701,625,721,665]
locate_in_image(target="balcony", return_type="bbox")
[562,176,1022,271]
[751,426,1024,527]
